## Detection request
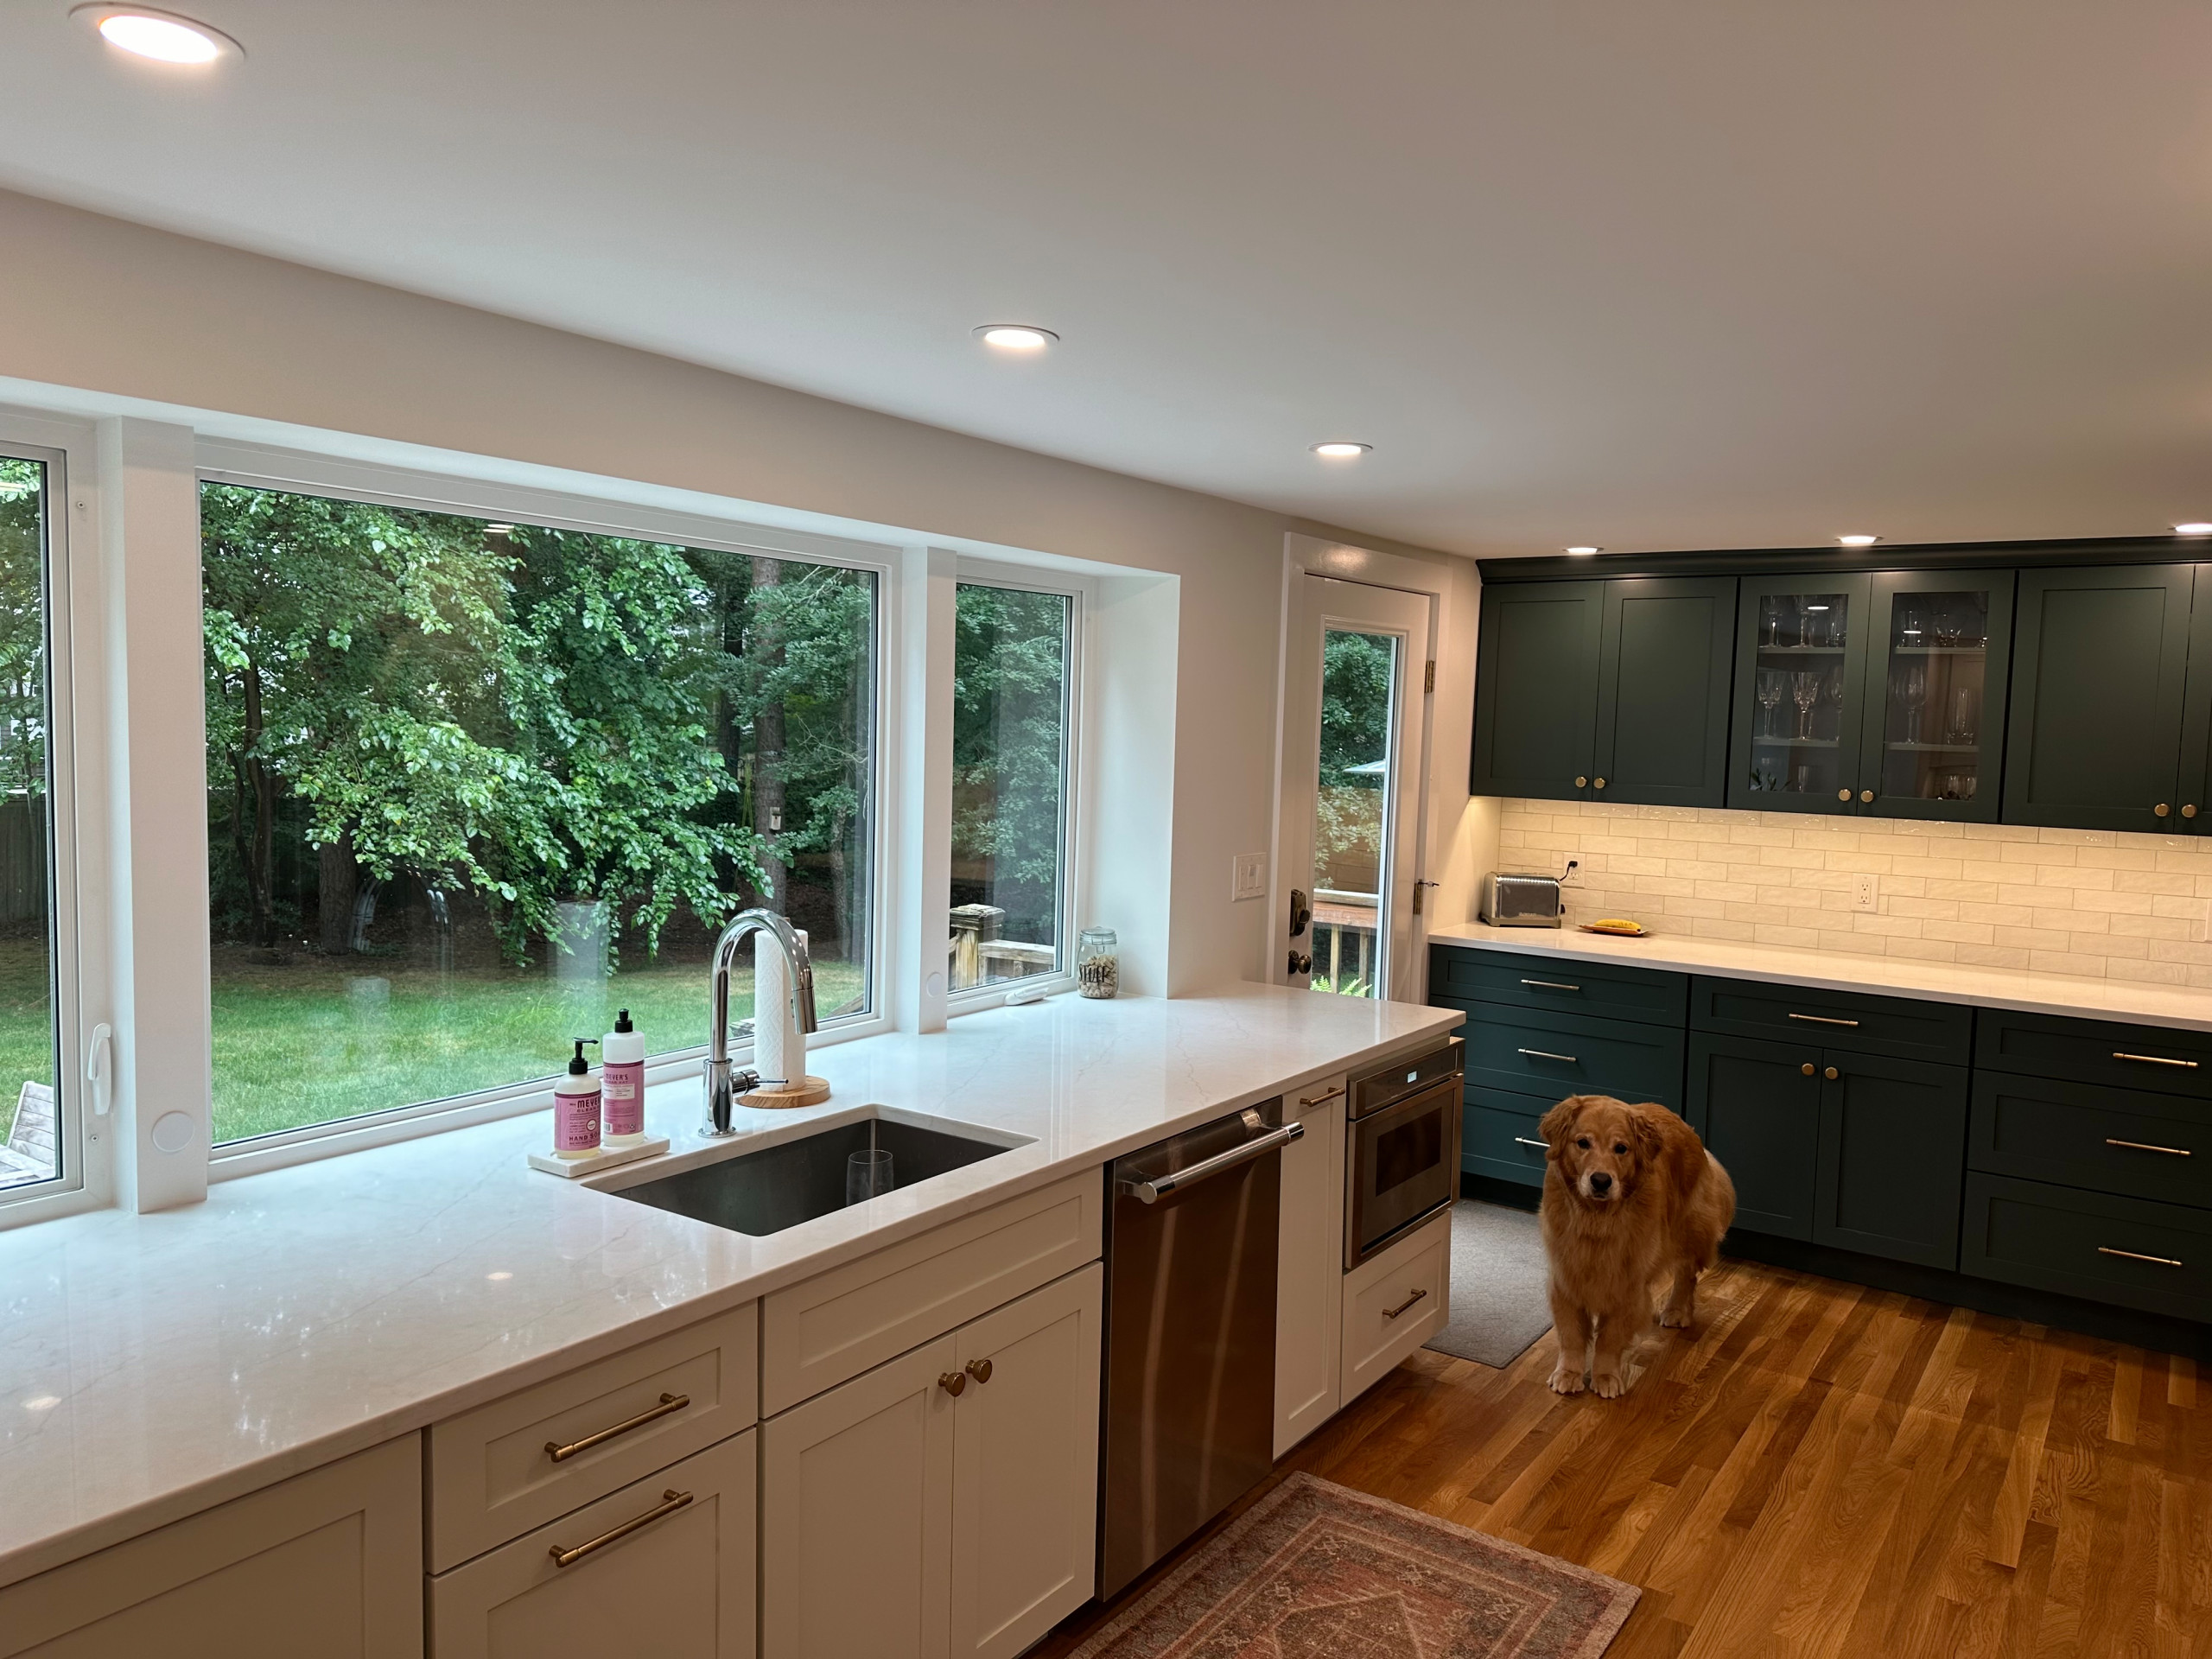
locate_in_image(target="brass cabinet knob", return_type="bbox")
[2186,804,2199,820]
[1837,788,1853,802]
[1592,777,1606,790]
[1859,789,1874,804]
[938,1371,966,1397]
[2156,803,2171,818]
[1801,1062,1815,1076]
[1824,1065,1840,1081]
[965,1357,993,1385]
[1575,776,1589,788]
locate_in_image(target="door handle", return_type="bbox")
[1514,1136,1548,1151]
[1800,1062,1815,1076]
[2156,804,2171,818]
[2106,1137,2191,1158]
[1299,1085,1346,1107]
[2097,1245,2183,1268]
[1518,978,1580,991]
[1287,950,1312,976]
[1118,1122,1305,1205]
[1824,1065,1840,1081]
[2114,1052,2198,1069]
[1382,1287,1429,1319]
[938,1370,967,1396]
[965,1357,994,1385]
[1787,1013,1861,1027]
[1517,1047,1578,1063]
[544,1393,690,1463]
[86,1023,112,1117]
[1837,788,1853,802]
[548,1491,693,1567]
[1288,888,1312,939]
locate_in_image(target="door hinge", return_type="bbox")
[1424,660,1436,694]
[1412,879,1440,918]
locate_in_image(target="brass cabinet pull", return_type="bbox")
[1517,1047,1579,1064]
[1837,788,1853,802]
[1382,1287,1429,1320]
[1787,1012,1861,1027]
[965,1357,994,1385]
[548,1490,692,1567]
[1824,1065,1840,1081]
[1514,1136,1548,1151]
[1575,776,1589,788]
[938,1370,967,1396]
[545,1393,690,1463]
[1519,978,1581,992]
[2186,804,2200,820]
[1800,1062,1816,1076]
[1299,1085,1346,1107]
[1859,789,1874,803]
[2156,803,2171,818]
[2107,1137,2192,1158]
[1592,778,1606,790]
[2098,1245,2183,1268]
[2114,1052,2200,1069]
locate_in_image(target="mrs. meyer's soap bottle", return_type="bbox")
[602,1008,646,1146]
[553,1039,602,1160]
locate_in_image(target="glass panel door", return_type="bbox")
[1311,626,1400,998]
[1732,575,1872,811]
[1861,571,2015,822]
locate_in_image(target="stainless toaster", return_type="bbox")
[1479,870,1566,927]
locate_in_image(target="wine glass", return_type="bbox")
[1792,671,1821,740]
[1947,685,1977,745]
[1897,663,1928,744]
[1760,596,1784,648]
[1758,670,1785,737]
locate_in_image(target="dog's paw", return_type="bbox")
[1591,1369,1630,1399]
[1658,1304,1694,1330]
[1546,1363,1586,1395]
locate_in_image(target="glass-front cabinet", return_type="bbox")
[1727,569,2014,820]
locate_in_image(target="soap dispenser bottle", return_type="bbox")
[553,1039,602,1160]
[602,1009,645,1146]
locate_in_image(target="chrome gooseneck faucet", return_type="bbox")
[702,908,819,1138]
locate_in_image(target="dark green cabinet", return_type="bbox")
[1727,573,1873,813]
[1471,577,1732,807]
[2003,564,2196,832]
[2179,565,2212,832]
[1688,1033,1968,1266]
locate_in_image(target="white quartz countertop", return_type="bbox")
[1431,921,2212,1031]
[0,982,1456,1590]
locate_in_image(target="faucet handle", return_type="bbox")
[732,1067,760,1096]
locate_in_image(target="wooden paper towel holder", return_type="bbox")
[744,1076,831,1110]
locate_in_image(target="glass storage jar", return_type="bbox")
[1077,927,1119,999]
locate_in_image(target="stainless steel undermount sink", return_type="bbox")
[603,1109,1025,1237]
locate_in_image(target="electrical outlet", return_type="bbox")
[1853,873,1878,912]
[1231,853,1267,902]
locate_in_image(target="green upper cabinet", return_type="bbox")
[1854,570,2016,823]
[1470,582,1602,800]
[1472,576,1733,806]
[1591,577,1737,808]
[2004,565,2196,832]
[2178,564,2212,833]
[1726,573,1874,814]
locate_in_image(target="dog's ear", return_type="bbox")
[1538,1096,1583,1157]
[1632,1103,1705,1200]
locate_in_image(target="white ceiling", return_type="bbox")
[4,2,2212,557]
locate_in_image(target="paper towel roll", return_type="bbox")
[753,930,805,1087]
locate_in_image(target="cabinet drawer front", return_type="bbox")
[429,1301,758,1573]
[1976,1008,2212,1101]
[1968,1072,2212,1207]
[1339,1209,1451,1402]
[763,1171,1102,1416]
[1430,946,1688,1028]
[1461,1006,1684,1106]
[429,1428,756,1659]
[1961,1173,2212,1322]
[1462,1087,1554,1187]
[1690,976,1971,1063]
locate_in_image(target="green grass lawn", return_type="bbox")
[0,937,51,1147]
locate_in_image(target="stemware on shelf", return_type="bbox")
[1792,671,1821,740]
[1947,686,1978,745]
[1760,596,1784,648]
[1758,670,1785,737]
[1897,663,1928,743]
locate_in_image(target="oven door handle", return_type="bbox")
[1119,1122,1305,1205]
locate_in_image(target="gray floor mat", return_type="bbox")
[1423,1198,1554,1369]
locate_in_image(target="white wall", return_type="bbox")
[0,187,1475,996]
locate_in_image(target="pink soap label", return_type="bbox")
[555,1088,601,1153]
[603,1061,645,1136]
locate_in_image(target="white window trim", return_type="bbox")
[942,557,1091,1014]
[190,442,903,1179]
[0,410,106,1229]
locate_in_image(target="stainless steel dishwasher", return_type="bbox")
[1097,1100,1303,1599]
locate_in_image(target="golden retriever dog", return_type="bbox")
[1538,1093,1735,1398]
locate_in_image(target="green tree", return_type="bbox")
[1314,630,1394,893]
[0,461,45,803]
[951,586,1067,940]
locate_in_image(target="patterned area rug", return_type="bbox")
[1071,1473,1638,1659]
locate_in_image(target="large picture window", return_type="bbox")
[0,452,60,1196]
[949,582,1071,993]
[201,483,876,1146]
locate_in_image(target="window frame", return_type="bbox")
[0,416,102,1227]
[943,557,1090,1014]
[193,443,901,1179]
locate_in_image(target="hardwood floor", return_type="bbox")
[1042,1255,2212,1658]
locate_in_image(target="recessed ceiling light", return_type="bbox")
[1311,442,1372,460]
[974,324,1056,353]
[1837,534,1879,548]
[72,4,241,63]
[2176,523,2212,537]
[1565,546,1600,556]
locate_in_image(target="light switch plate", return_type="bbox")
[1232,853,1267,901]
[1852,873,1878,912]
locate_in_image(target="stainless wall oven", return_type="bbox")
[1345,1038,1464,1269]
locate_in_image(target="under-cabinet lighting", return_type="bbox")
[1565,546,1600,556]
[1837,534,1879,548]
[1311,442,1372,460]
[2176,523,2212,537]
[73,4,241,63]
[975,325,1057,352]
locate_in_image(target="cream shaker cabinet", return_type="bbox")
[1273,1072,1348,1455]
[760,1264,1103,1659]
[0,1436,422,1659]
[429,1429,756,1659]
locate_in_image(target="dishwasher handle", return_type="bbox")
[1118,1122,1305,1205]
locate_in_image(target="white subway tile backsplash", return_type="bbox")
[1496,798,2212,987]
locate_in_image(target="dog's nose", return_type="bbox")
[1589,1172,1613,1192]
